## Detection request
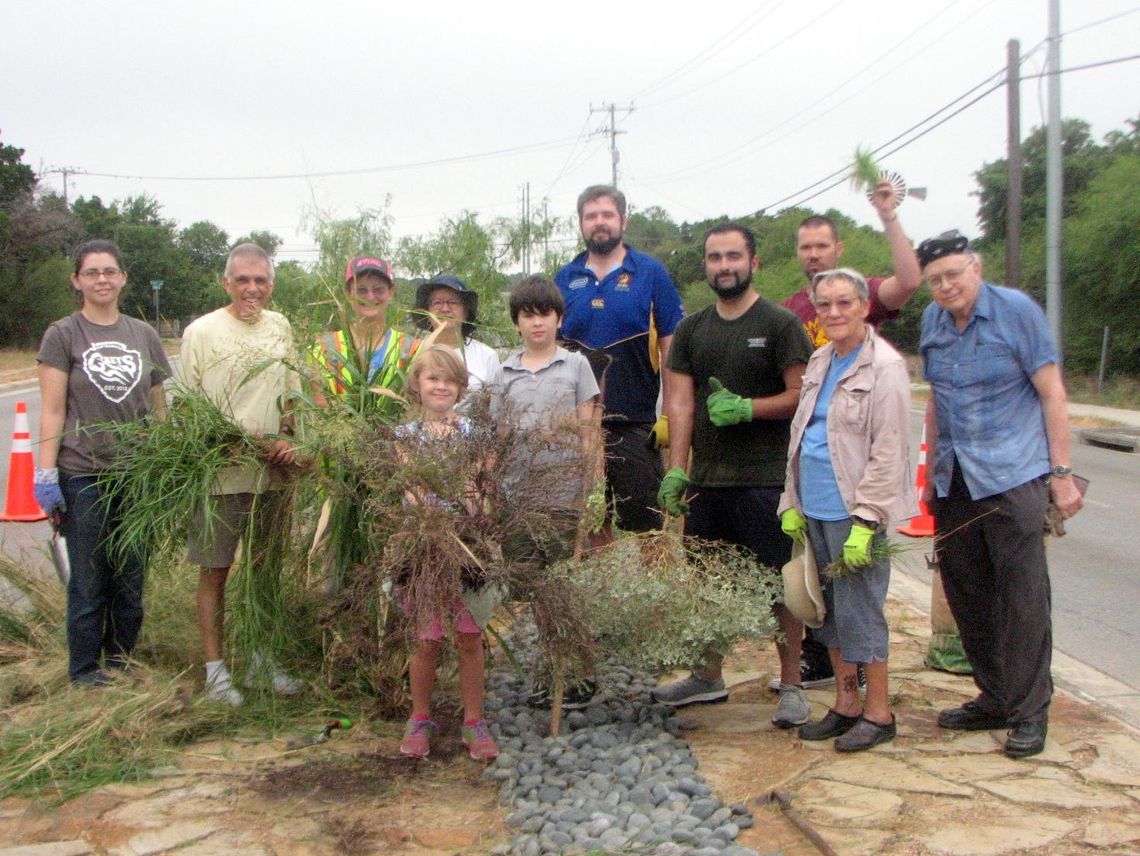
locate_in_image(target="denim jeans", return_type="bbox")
[60,473,145,683]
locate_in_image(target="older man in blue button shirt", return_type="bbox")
[918,231,1082,759]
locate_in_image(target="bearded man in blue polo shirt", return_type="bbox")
[556,185,685,537]
[919,230,1083,760]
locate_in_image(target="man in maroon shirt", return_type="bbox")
[780,178,921,688]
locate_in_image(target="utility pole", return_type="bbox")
[46,166,82,206]
[590,102,634,187]
[1006,39,1023,289]
[1045,0,1064,360]
[542,200,549,259]
[523,182,531,275]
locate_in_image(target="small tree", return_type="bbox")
[0,138,36,205]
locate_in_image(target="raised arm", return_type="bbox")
[869,179,920,311]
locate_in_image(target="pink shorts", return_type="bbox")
[403,595,481,642]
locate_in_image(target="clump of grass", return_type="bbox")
[0,554,64,665]
[98,389,271,561]
[849,146,882,192]
[0,671,233,801]
[823,537,909,580]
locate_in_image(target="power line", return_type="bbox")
[759,80,1006,213]
[1062,6,1140,37]
[640,0,849,110]
[642,0,990,185]
[755,66,1009,212]
[625,0,789,102]
[77,135,585,182]
[754,51,1140,215]
[540,114,596,199]
[1019,52,1140,79]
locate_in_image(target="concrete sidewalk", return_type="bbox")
[1068,401,1140,428]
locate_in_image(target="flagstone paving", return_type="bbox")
[1,592,1138,855]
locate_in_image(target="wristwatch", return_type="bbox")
[851,514,884,533]
[1050,465,1072,478]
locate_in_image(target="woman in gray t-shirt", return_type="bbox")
[34,239,172,686]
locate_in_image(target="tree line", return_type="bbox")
[3,116,1137,374]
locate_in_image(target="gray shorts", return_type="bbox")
[187,491,287,569]
[805,516,890,663]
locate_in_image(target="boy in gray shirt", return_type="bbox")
[500,275,601,708]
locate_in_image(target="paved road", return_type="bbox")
[891,409,1140,694]
[2,384,1138,693]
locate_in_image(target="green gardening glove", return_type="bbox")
[780,508,807,545]
[707,377,753,427]
[843,524,876,569]
[657,467,691,516]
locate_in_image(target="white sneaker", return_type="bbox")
[203,672,244,707]
[244,653,303,696]
[772,683,810,729]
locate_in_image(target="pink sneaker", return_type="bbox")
[399,718,434,758]
[461,719,499,761]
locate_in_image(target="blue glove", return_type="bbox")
[34,467,66,517]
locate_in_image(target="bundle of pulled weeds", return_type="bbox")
[98,387,295,559]
[318,392,599,699]
[319,392,783,701]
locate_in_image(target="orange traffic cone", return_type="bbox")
[1,401,47,522]
[897,422,934,537]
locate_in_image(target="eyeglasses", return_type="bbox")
[924,263,972,291]
[813,297,860,314]
[428,298,464,310]
[353,285,390,297]
[78,267,123,280]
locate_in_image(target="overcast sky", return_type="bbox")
[4,0,1138,265]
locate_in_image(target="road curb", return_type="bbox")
[890,563,1140,734]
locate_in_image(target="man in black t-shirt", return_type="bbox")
[651,223,815,728]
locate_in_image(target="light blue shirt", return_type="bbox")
[801,345,862,520]
[920,282,1057,500]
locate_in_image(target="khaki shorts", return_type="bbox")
[187,491,288,569]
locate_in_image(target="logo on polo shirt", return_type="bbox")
[616,273,631,290]
[592,298,605,309]
[569,276,589,290]
[747,337,768,348]
[82,341,143,403]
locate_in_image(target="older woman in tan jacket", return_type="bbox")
[778,268,916,752]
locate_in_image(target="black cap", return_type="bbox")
[917,230,970,268]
